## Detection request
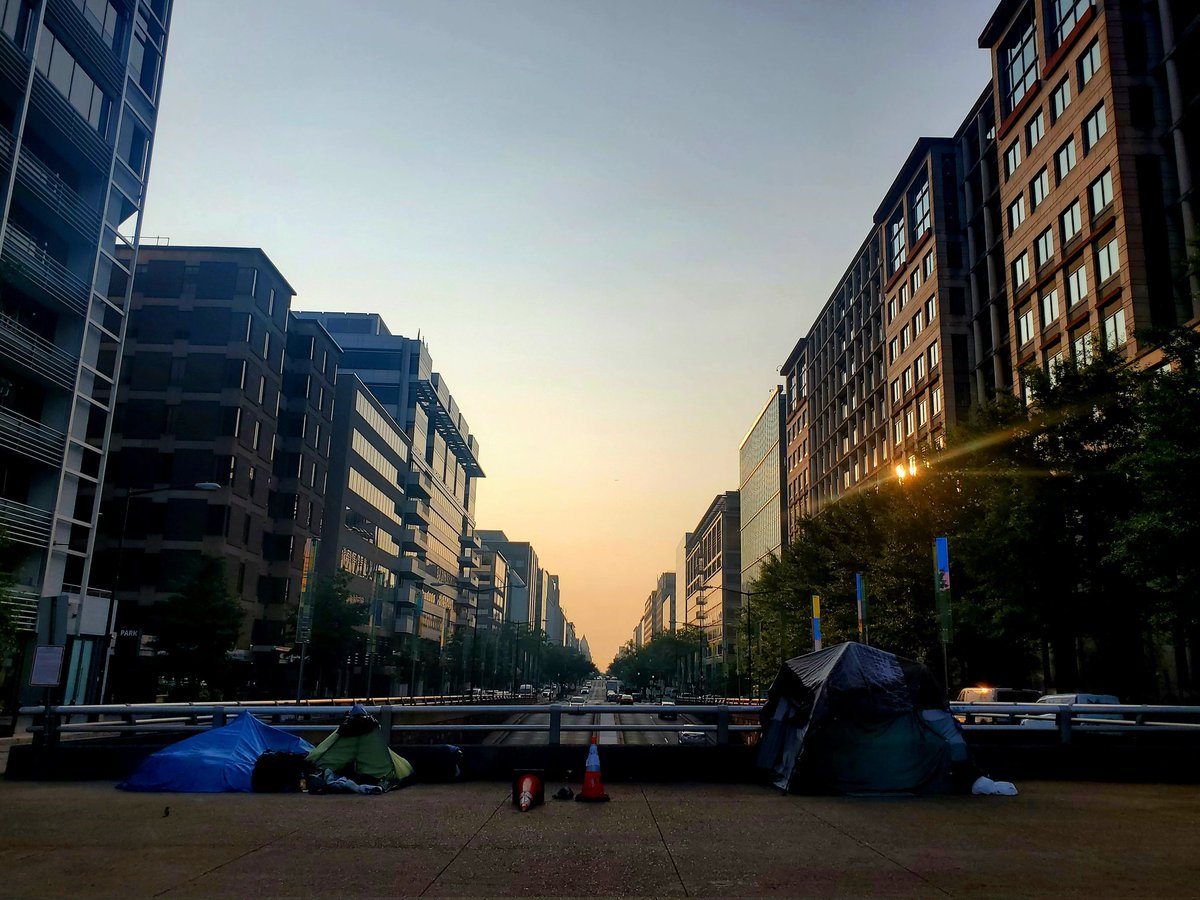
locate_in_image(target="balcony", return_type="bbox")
[400,526,428,554]
[392,583,422,608]
[459,529,481,550]
[0,312,79,391]
[402,499,430,525]
[0,406,67,468]
[458,548,479,568]
[1,587,38,632]
[1,223,90,316]
[0,497,54,548]
[14,139,103,239]
[0,27,30,94]
[29,73,112,173]
[394,556,427,581]
[44,0,125,97]
[403,468,433,500]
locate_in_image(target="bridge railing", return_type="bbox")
[18,701,1200,747]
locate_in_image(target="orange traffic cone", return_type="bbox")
[512,770,543,811]
[575,735,610,802]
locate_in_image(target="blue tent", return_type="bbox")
[120,713,313,792]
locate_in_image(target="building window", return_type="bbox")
[925,297,936,322]
[1051,76,1072,122]
[1049,0,1093,52]
[1018,308,1035,345]
[923,251,934,279]
[1027,109,1045,151]
[1068,262,1088,308]
[928,341,939,369]
[1082,103,1108,154]
[914,355,925,382]
[904,408,915,436]
[248,465,258,499]
[889,337,899,363]
[918,398,928,427]
[888,211,906,275]
[1035,227,1055,268]
[1040,287,1060,326]
[1009,196,1026,234]
[1013,251,1030,287]
[1046,348,1065,386]
[901,325,911,351]
[913,310,924,336]
[1055,140,1077,182]
[911,268,922,294]
[34,25,112,137]
[932,387,942,415]
[893,419,902,445]
[902,369,913,393]
[1005,139,1022,179]
[1079,38,1101,86]
[891,379,900,403]
[257,375,266,405]
[1000,9,1038,115]
[1103,307,1127,348]
[910,178,931,242]
[1096,237,1119,283]
[899,283,909,308]
[1061,200,1082,244]
[1030,168,1049,211]
[888,297,897,323]
[1090,169,1113,216]
[1073,328,1094,363]
[252,419,261,451]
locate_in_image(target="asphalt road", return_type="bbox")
[492,679,699,746]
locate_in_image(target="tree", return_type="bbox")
[305,570,368,696]
[152,554,243,699]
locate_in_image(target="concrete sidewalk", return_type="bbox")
[1,779,1198,897]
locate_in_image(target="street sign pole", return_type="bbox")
[933,537,954,697]
[855,573,868,646]
[811,594,822,651]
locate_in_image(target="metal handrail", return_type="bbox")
[18,701,1200,746]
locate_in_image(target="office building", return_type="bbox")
[0,0,173,696]
[474,546,507,630]
[295,312,485,633]
[657,571,677,634]
[738,386,787,590]
[682,491,741,689]
[980,0,1199,394]
[100,247,304,698]
[477,530,537,626]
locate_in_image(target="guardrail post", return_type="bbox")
[212,707,226,729]
[717,707,730,745]
[1056,707,1072,746]
[548,707,561,745]
[378,706,394,744]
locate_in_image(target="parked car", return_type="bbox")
[619,693,634,705]
[679,731,707,745]
[658,701,677,720]
[1020,693,1122,728]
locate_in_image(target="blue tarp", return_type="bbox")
[120,713,313,793]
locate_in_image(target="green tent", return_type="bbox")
[307,704,414,790]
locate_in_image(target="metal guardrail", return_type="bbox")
[17,701,1200,747]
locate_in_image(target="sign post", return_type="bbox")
[30,645,65,747]
[933,537,954,695]
[811,594,822,651]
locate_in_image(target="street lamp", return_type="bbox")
[101,481,222,702]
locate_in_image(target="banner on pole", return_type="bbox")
[296,538,319,643]
[811,594,822,651]
[855,572,868,643]
[932,536,953,643]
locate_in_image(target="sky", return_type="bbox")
[142,0,997,667]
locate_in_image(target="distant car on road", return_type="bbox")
[619,693,634,705]
[1020,693,1122,728]
[679,731,706,745]
[955,686,1042,724]
[658,701,677,720]
[606,690,617,702]
[568,696,587,715]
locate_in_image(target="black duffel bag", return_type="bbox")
[251,751,314,792]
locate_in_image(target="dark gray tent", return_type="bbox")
[757,642,970,794]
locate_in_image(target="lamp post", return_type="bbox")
[101,481,222,703]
